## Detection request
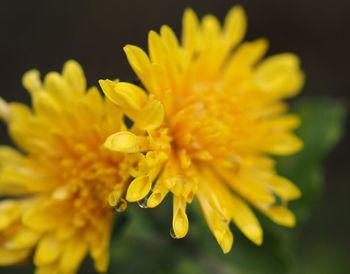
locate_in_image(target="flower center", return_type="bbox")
[168,85,234,162]
[49,142,123,228]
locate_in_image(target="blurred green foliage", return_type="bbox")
[278,97,346,223]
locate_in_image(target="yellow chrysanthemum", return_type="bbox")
[100,6,304,253]
[0,61,128,273]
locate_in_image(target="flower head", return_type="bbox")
[100,6,304,253]
[0,61,128,273]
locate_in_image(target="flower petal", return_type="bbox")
[135,99,164,131]
[223,5,247,48]
[261,206,296,227]
[62,60,86,94]
[126,175,151,202]
[34,235,62,266]
[104,131,149,153]
[22,69,42,94]
[230,194,263,245]
[172,196,189,238]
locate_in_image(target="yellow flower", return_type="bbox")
[0,61,128,273]
[100,5,304,253]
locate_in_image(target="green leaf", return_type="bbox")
[277,97,346,222]
[108,203,202,274]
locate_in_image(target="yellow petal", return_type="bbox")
[35,264,59,274]
[52,184,74,201]
[22,69,42,93]
[147,192,162,208]
[178,149,191,169]
[268,176,301,200]
[0,248,30,266]
[0,201,21,230]
[104,97,124,131]
[257,53,300,74]
[44,72,72,102]
[148,31,165,64]
[7,227,40,250]
[238,39,269,66]
[107,190,120,207]
[60,237,88,272]
[224,39,268,80]
[0,146,23,164]
[99,79,117,102]
[197,190,233,253]
[214,228,233,254]
[261,206,296,227]
[124,45,152,76]
[89,228,110,261]
[34,235,62,266]
[32,91,61,117]
[267,114,301,131]
[160,25,180,53]
[172,196,189,238]
[217,167,275,204]
[135,98,164,131]
[0,166,42,196]
[0,97,11,122]
[22,204,61,231]
[126,175,151,202]
[109,82,147,110]
[201,14,221,45]
[223,5,246,48]
[182,8,199,52]
[93,250,109,273]
[55,221,76,241]
[145,151,168,167]
[104,131,149,153]
[230,194,263,245]
[147,187,169,208]
[193,150,213,161]
[255,53,304,97]
[263,133,303,155]
[83,87,104,118]
[62,60,86,94]
[146,169,170,208]
[6,106,32,149]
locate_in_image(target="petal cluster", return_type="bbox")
[0,61,128,273]
[101,6,304,252]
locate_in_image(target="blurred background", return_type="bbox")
[1,0,349,273]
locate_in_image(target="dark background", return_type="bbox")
[1,0,349,273]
